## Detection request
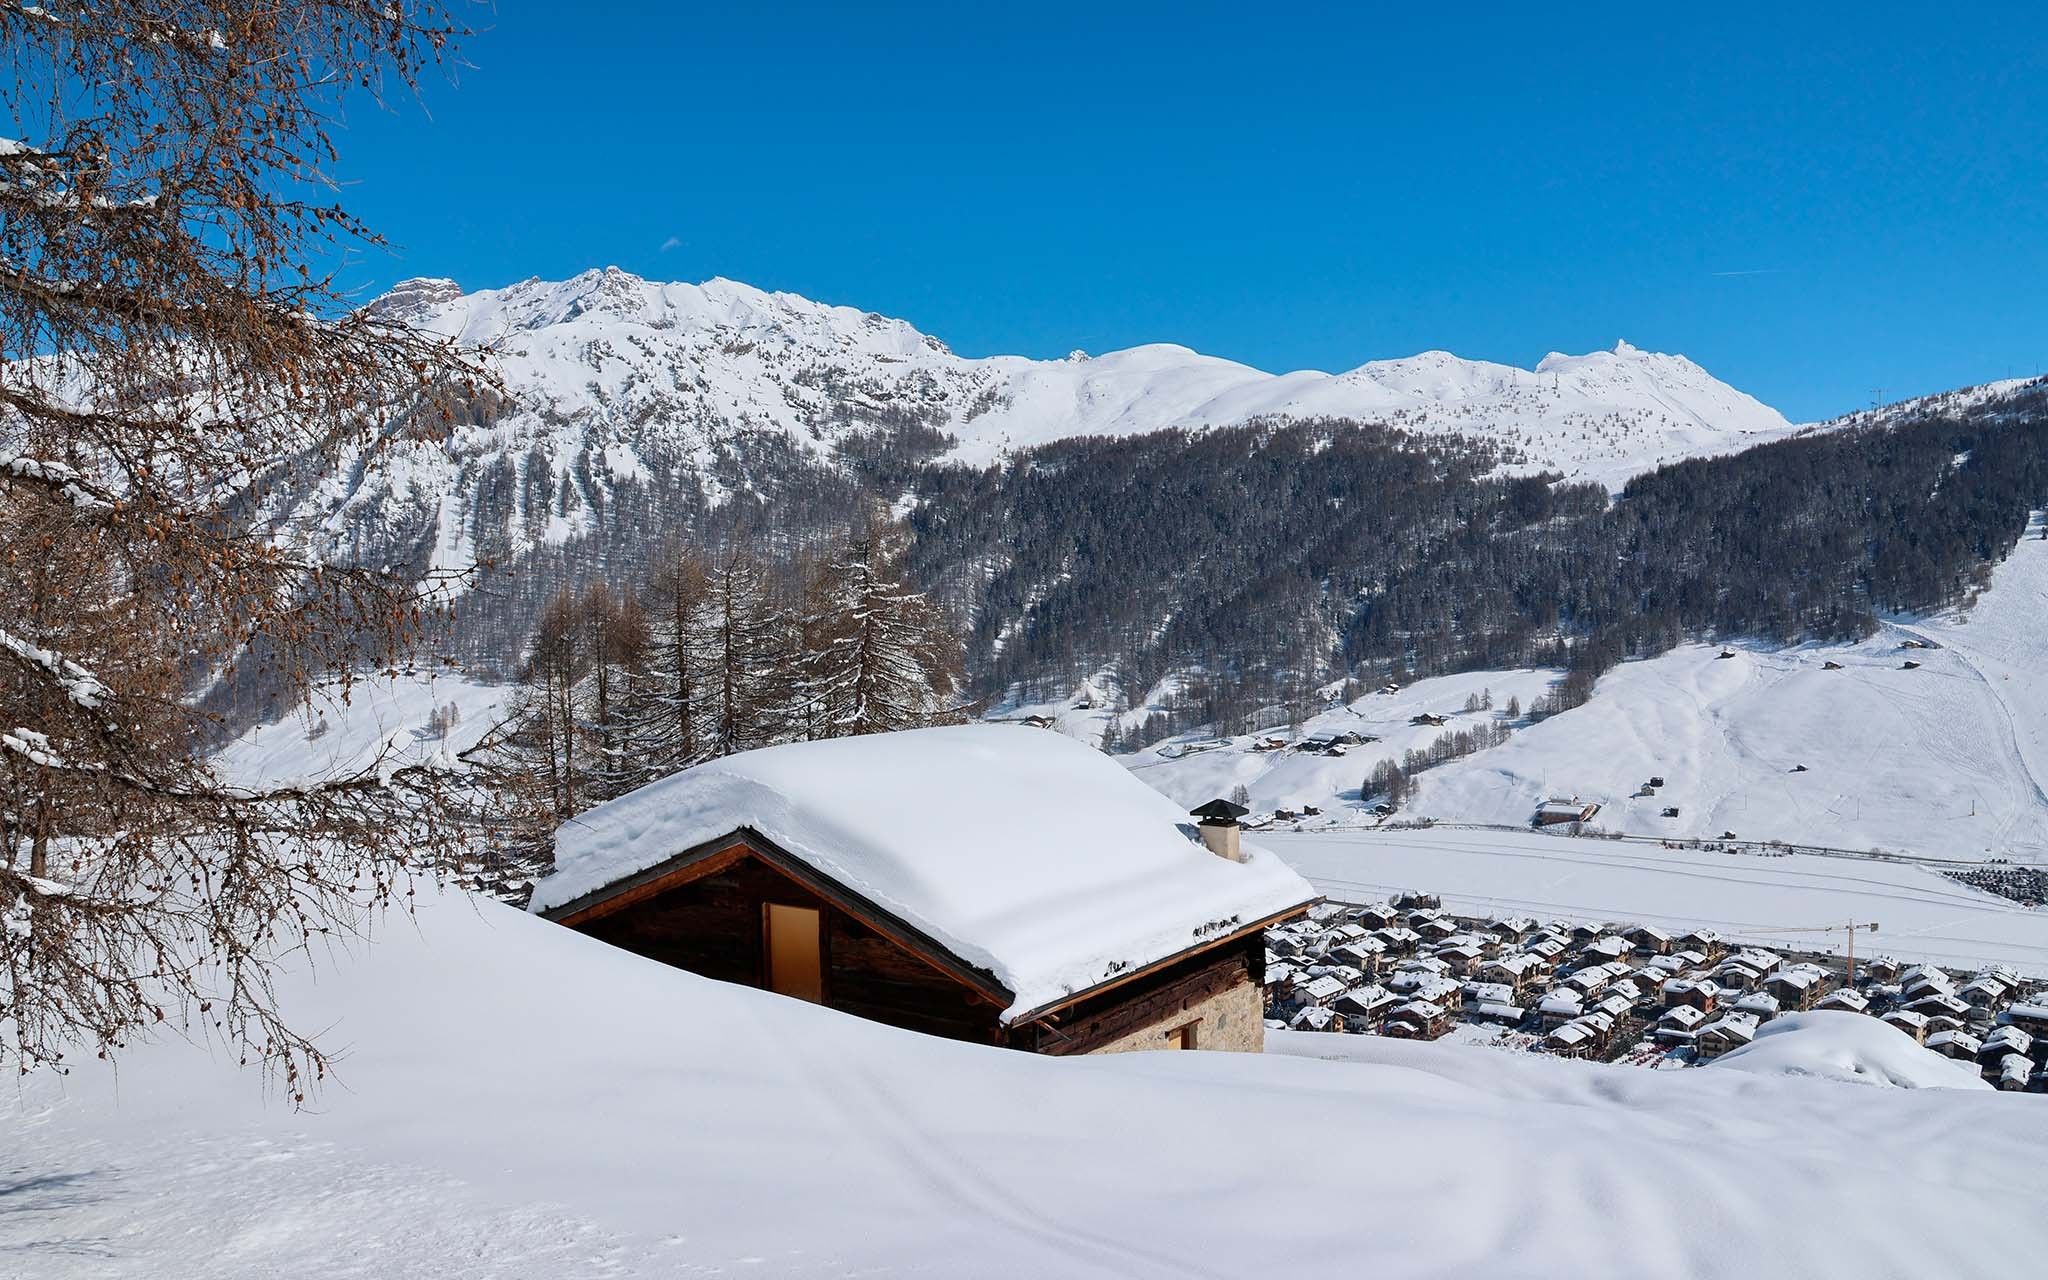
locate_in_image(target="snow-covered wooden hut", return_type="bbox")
[1533,799,1600,827]
[529,725,1317,1055]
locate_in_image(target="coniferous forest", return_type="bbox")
[903,380,2048,734]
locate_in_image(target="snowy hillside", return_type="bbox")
[1129,512,2048,864]
[8,889,2048,1278]
[211,668,511,790]
[1408,512,2048,861]
[286,268,1795,579]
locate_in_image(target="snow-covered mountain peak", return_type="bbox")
[300,270,1808,589]
[364,275,464,324]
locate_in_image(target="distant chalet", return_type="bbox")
[1534,799,1601,827]
[530,725,1317,1054]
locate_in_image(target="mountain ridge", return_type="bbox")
[373,265,1798,482]
[287,265,1808,582]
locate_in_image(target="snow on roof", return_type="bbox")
[532,725,1316,1020]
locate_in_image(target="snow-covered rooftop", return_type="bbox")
[532,724,1316,1019]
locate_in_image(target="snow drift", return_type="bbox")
[7,891,2048,1278]
[1707,1011,1993,1090]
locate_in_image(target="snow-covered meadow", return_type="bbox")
[6,891,2045,1280]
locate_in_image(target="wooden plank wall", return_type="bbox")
[580,852,1004,1046]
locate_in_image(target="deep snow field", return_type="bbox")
[1132,512,2048,865]
[6,891,2045,1280]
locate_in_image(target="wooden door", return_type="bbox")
[764,903,824,1003]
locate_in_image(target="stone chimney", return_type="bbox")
[1189,799,1250,863]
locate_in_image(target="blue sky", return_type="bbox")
[335,3,2047,421]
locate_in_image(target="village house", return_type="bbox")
[1661,977,1721,1014]
[1329,940,1385,977]
[1732,990,1781,1023]
[1297,973,1350,1008]
[1995,1053,2033,1092]
[1374,926,1423,956]
[1461,981,1517,1011]
[1490,916,1539,944]
[1265,962,1300,1000]
[1469,997,1526,1025]
[1580,935,1634,964]
[1417,917,1462,944]
[1382,999,1453,1040]
[1899,966,1953,998]
[1434,942,1490,977]
[1677,931,1727,963]
[1882,1009,1933,1044]
[1331,984,1398,1025]
[1537,988,1585,1028]
[1482,953,1546,995]
[1763,967,1830,1011]
[1348,905,1397,931]
[1534,799,1600,827]
[1960,974,2013,1010]
[1546,1019,1603,1059]
[1589,990,1637,1023]
[1655,1004,1708,1041]
[1904,992,1973,1025]
[1290,1004,1339,1033]
[1926,1029,1984,1062]
[2003,1003,2048,1037]
[1564,960,1633,998]
[1981,1025,2034,1063]
[1815,988,1870,1014]
[1694,1013,1760,1059]
[1711,958,1768,993]
[1627,924,1674,956]
[530,726,1317,1056]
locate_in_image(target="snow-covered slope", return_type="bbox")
[210,668,512,790]
[1408,512,2048,861]
[1123,667,1560,812]
[9,890,2048,1278]
[1708,1011,1993,1090]
[1130,512,2048,864]
[289,268,1795,577]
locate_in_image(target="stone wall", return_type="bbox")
[1088,976,1265,1055]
